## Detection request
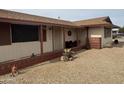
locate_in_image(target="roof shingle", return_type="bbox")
[0,9,115,27]
[73,16,112,27]
[0,9,75,26]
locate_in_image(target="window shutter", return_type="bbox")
[42,25,47,42]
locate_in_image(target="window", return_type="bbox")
[42,25,47,42]
[11,24,39,43]
[104,28,111,38]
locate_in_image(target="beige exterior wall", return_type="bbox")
[64,28,87,47]
[53,27,64,51]
[103,37,112,47]
[78,29,87,46]
[43,26,53,53]
[0,26,113,62]
[102,28,112,47]
[64,28,77,42]
[88,27,112,48]
[89,27,104,47]
[0,41,41,62]
[43,26,64,52]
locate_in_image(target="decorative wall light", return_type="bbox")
[68,30,72,36]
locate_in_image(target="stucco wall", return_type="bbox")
[78,29,87,46]
[43,26,64,52]
[0,41,41,62]
[102,29,112,47]
[89,27,104,47]
[53,27,63,51]
[88,27,112,48]
[89,27,104,37]
[43,26,53,53]
[64,28,77,42]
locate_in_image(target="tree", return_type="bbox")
[119,26,124,33]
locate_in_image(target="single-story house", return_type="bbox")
[0,9,118,75]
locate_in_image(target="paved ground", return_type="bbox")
[0,37,124,84]
[113,36,124,47]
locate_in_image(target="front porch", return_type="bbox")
[42,25,87,54]
[0,21,87,75]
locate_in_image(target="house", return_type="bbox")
[0,9,118,75]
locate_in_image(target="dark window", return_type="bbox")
[42,25,47,42]
[104,28,111,38]
[11,24,39,43]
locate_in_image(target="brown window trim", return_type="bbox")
[104,27,111,38]
[0,22,11,46]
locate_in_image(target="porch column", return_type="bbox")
[86,27,90,49]
[52,26,55,51]
[76,28,80,47]
[62,27,65,49]
[39,25,43,54]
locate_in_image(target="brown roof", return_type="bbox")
[74,16,112,27]
[0,9,114,27]
[112,24,120,28]
[0,9,75,26]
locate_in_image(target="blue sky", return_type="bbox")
[11,9,124,27]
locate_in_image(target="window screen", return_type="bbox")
[11,24,39,43]
[104,28,111,38]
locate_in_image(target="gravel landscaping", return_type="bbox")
[0,38,124,84]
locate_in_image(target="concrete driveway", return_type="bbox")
[113,36,124,47]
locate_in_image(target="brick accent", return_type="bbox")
[0,50,62,75]
[0,45,84,75]
[89,37,101,49]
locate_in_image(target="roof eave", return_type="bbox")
[112,24,120,28]
[79,23,112,28]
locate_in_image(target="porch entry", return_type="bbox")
[52,26,63,51]
[64,28,78,48]
[64,28,87,49]
[65,40,78,48]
